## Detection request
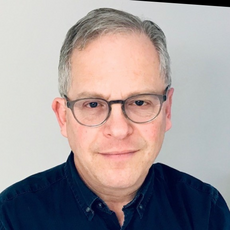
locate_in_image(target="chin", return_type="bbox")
[98,169,143,190]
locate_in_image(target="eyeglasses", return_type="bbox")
[64,85,170,127]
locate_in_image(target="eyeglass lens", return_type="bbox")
[71,94,163,126]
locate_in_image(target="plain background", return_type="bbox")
[0,1,229,207]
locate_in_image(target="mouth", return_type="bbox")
[98,150,138,160]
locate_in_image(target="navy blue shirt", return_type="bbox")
[1,152,230,229]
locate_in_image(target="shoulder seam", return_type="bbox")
[0,164,66,202]
[154,163,219,203]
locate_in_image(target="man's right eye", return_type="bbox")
[82,100,106,109]
[134,100,145,106]
[88,102,98,108]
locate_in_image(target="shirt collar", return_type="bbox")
[64,152,98,220]
[123,165,155,219]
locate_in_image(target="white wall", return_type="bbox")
[0,1,229,206]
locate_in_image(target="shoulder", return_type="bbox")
[151,163,230,228]
[152,163,220,203]
[0,163,66,203]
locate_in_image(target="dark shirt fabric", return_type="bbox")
[0,152,230,230]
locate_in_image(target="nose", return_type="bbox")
[103,104,133,139]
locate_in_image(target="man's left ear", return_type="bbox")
[165,87,174,131]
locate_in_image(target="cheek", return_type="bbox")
[143,120,166,140]
[140,118,166,157]
[65,115,91,153]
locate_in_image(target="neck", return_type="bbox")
[95,188,137,226]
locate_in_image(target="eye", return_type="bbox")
[88,102,98,108]
[126,96,154,108]
[82,99,106,109]
[134,100,145,106]
[128,99,148,107]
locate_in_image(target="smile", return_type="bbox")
[98,150,138,159]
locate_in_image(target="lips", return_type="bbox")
[98,150,138,156]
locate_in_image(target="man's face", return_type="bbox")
[54,32,173,194]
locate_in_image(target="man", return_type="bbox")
[0,7,229,229]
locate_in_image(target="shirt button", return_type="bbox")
[139,204,143,209]
[86,207,91,212]
[98,203,103,208]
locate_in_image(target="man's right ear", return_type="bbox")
[52,98,67,137]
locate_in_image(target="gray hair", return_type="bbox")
[58,8,171,97]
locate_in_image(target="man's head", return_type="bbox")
[52,8,174,196]
[58,7,171,98]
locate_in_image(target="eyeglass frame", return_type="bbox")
[64,85,171,127]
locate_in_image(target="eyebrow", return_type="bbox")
[71,88,164,101]
[73,92,109,99]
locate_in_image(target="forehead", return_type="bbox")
[69,33,164,99]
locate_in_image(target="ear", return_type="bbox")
[52,97,68,137]
[165,87,174,132]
